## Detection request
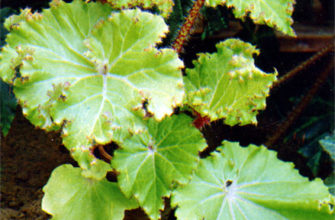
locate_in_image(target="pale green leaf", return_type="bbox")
[4,0,114,131]
[184,39,276,126]
[0,9,43,83]
[112,114,206,220]
[107,0,174,18]
[0,45,16,83]
[205,0,295,35]
[3,8,40,31]
[1,0,183,177]
[172,141,334,220]
[2,0,115,177]
[42,164,138,220]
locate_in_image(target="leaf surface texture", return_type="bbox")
[0,0,184,177]
[112,114,206,219]
[205,0,295,35]
[184,39,276,126]
[172,141,335,220]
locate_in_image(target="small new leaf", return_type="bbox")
[172,141,335,220]
[112,114,206,220]
[184,39,276,126]
[42,164,138,220]
[205,0,295,36]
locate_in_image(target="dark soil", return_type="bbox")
[1,107,74,219]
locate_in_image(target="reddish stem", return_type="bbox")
[273,43,334,88]
[192,110,211,129]
[172,0,206,53]
[266,59,334,146]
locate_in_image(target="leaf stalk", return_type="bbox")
[172,0,205,53]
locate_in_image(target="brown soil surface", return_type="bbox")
[0,108,74,219]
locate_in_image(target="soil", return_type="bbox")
[0,107,74,219]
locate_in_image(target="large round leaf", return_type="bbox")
[112,114,207,220]
[0,0,184,177]
[172,141,334,219]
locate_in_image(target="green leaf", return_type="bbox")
[2,0,114,131]
[0,79,17,136]
[0,8,52,83]
[319,132,335,162]
[3,8,38,31]
[1,0,183,177]
[112,114,206,220]
[107,0,174,18]
[184,39,276,126]
[42,164,138,220]
[205,0,295,36]
[1,7,16,44]
[172,141,334,220]
[0,45,21,83]
[1,0,116,177]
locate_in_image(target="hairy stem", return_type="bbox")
[273,43,334,88]
[266,58,334,146]
[172,0,205,53]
